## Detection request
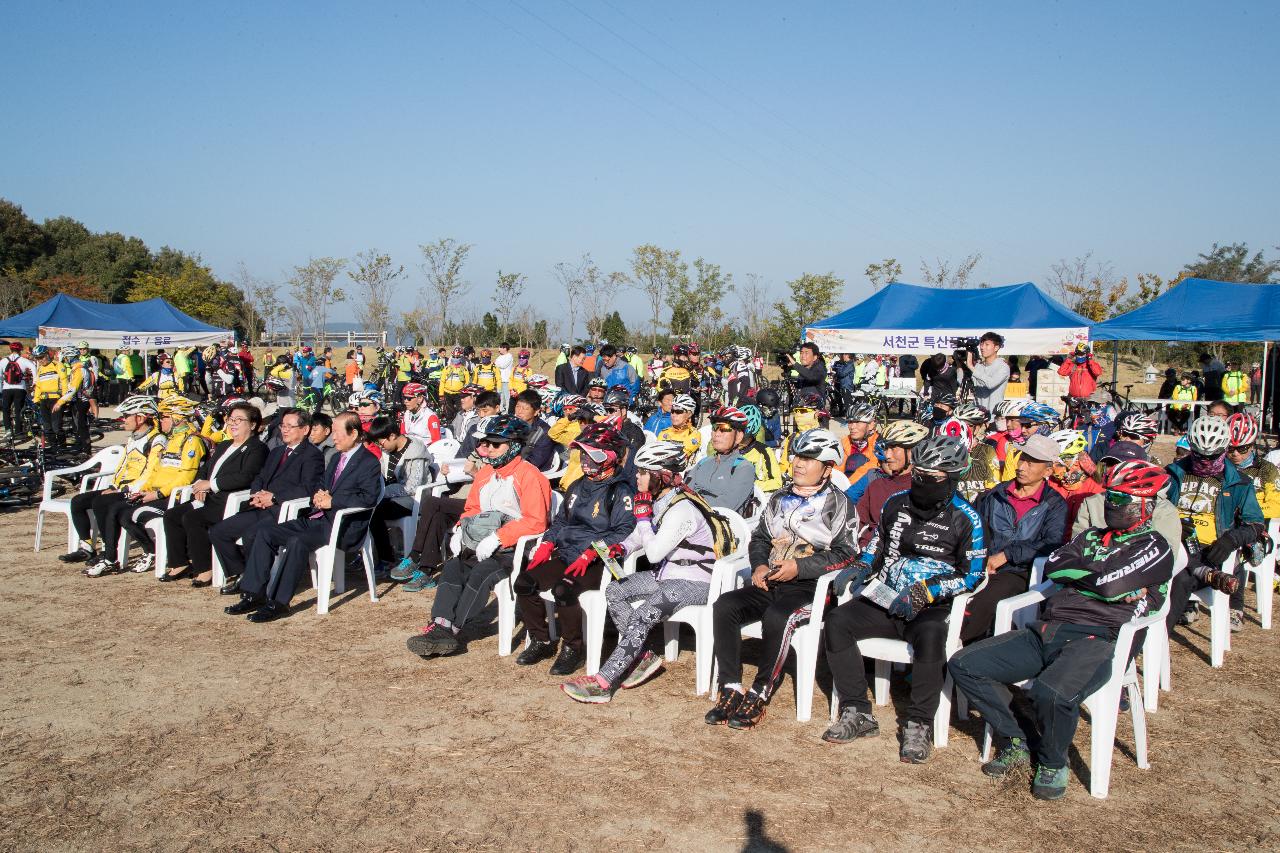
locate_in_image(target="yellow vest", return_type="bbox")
[33,362,66,401]
[137,425,205,497]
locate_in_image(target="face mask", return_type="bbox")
[484,442,522,468]
[482,357,491,365]
[1189,452,1225,479]
[793,411,818,432]
[1006,424,1023,440]
[1103,501,1143,532]
[909,475,953,514]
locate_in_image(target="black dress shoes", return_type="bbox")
[247,602,287,623]
[224,595,263,615]
[219,575,242,595]
[549,644,584,676]
[515,639,558,666]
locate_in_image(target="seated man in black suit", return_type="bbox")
[160,401,269,586]
[226,411,384,622]
[209,408,325,595]
[554,346,590,396]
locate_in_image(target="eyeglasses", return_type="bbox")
[711,423,737,433]
[281,421,303,430]
[477,439,508,449]
[225,416,251,424]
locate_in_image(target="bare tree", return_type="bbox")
[1046,252,1128,322]
[492,269,526,336]
[283,303,307,344]
[627,244,687,348]
[737,273,771,355]
[348,250,404,336]
[920,252,983,288]
[552,253,593,343]
[419,238,472,334]
[288,257,346,344]
[581,266,627,342]
[864,258,903,293]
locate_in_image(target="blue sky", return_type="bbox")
[4,1,1278,332]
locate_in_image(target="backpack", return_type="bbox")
[3,356,25,385]
[667,488,739,560]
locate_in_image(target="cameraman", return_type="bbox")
[967,332,1010,412]
[784,342,829,408]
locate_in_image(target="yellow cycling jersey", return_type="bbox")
[438,365,470,395]
[112,428,165,489]
[741,442,782,492]
[136,424,205,497]
[1242,459,1280,519]
[548,418,584,490]
[471,364,499,392]
[200,413,228,445]
[659,366,693,394]
[33,362,67,401]
[658,424,701,461]
[139,371,185,396]
[510,366,533,395]
[59,361,93,404]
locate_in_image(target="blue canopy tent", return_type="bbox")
[1092,278,1280,429]
[804,281,1091,355]
[0,293,231,350]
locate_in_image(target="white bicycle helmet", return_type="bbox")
[1049,429,1088,459]
[1188,415,1231,456]
[951,401,989,425]
[847,402,877,424]
[995,398,1027,419]
[671,394,697,413]
[881,419,929,447]
[790,428,843,464]
[633,440,688,472]
[912,435,971,475]
[116,394,159,417]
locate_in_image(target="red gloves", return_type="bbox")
[527,541,553,570]
[607,542,626,560]
[565,547,597,577]
[633,490,653,520]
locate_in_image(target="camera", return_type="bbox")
[954,336,981,356]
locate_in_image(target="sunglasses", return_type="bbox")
[1227,444,1254,454]
[604,406,624,414]
[791,407,815,417]
[477,439,508,449]
[711,423,737,433]
[577,445,612,464]
[1104,491,1136,506]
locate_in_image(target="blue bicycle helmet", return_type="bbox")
[1019,401,1061,425]
[740,404,763,437]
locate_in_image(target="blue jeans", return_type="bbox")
[948,621,1116,769]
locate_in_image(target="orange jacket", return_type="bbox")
[464,456,551,548]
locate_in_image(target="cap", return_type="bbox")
[1100,440,1148,464]
[1017,434,1062,463]
[7,341,21,351]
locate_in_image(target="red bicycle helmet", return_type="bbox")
[1228,412,1260,447]
[1104,460,1169,498]
[401,382,428,398]
[709,405,749,431]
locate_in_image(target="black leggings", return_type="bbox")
[370,498,413,562]
[1,388,26,434]
[711,579,819,700]
[960,570,1028,644]
[70,489,126,545]
[407,495,466,569]
[118,497,169,553]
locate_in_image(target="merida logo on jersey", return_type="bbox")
[1096,543,1160,586]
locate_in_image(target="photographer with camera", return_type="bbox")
[781,342,829,409]
[966,332,1010,412]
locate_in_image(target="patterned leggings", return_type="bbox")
[599,573,710,686]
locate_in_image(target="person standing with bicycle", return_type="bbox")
[1,342,35,442]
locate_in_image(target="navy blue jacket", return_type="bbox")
[975,480,1069,573]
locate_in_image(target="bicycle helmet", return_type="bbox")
[1019,401,1061,425]
[740,404,763,437]
[933,392,957,408]
[479,414,530,445]
[755,388,779,409]
[60,347,78,363]
[994,398,1026,419]
[912,435,971,475]
[604,387,632,407]
[571,401,606,422]
[790,428,843,464]
[401,382,428,399]
[218,396,247,411]
[881,419,929,448]
[116,395,159,417]
[847,402,877,424]
[1228,412,1260,447]
[1105,459,1169,498]
[633,440,688,473]
[1188,415,1230,456]
[587,376,608,389]
[671,394,696,413]
[460,384,484,397]
[951,401,989,425]
[794,389,823,410]
[552,393,584,417]
[525,373,549,388]
[1049,429,1088,459]
[709,405,749,431]
[571,423,627,465]
[158,396,197,418]
[937,417,974,444]
[1114,410,1158,441]
[31,345,50,358]
[672,343,689,357]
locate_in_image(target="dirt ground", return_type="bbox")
[2,430,1279,852]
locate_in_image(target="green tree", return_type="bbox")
[769,272,844,350]
[601,310,628,343]
[288,257,347,343]
[29,218,151,302]
[864,258,903,292]
[420,238,472,335]
[0,199,48,271]
[669,257,733,339]
[128,258,245,331]
[481,312,501,342]
[1182,242,1279,283]
[628,244,687,347]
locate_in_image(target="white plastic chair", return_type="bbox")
[494,491,564,655]
[274,495,380,615]
[979,579,1174,799]
[209,490,254,586]
[1189,551,1236,669]
[831,590,976,748]
[34,445,126,553]
[385,479,449,556]
[426,437,460,465]
[1241,518,1277,630]
[115,485,193,569]
[712,568,842,723]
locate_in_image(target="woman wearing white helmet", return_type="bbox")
[821,435,985,764]
[1165,415,1267,634]
[562,441,721,704]
[704,428,858,731]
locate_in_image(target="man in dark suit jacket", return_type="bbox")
[554,346,590,396]
[226,411,383,622]
[210,409,325,593]
[160,402,269,586]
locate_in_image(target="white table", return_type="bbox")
[1128,397,1210,433]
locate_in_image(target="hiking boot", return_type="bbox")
[406,624,462,657]
[899,720,933,764]
[401,570,437,592]
[549,644,584,676]
[59,547,96,564]
[84,559,120,578]
[982,738,1031,778]
[128,553,155,574]
[704,687,744,725]
[1230,609,1244,633]
[621,651,664,689]
[515,639,557,667]
[821,707,880,744]
[561,675,613,704]
[390,557,418,582]
[1031,765,1069,800]
[727,691,767,730]
[1179,604,1200,625]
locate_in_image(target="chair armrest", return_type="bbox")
[328,505,375,549]
[80,473,112,493]
[992,581,1058,635]
[221,490,252,518]
[622,551,641,578]
[277,497,311,522]
[508,533,547,582]
[412,479,448,503]
[808,571,841,630]
[169,485,195,507]
[1031,555,1048,587]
